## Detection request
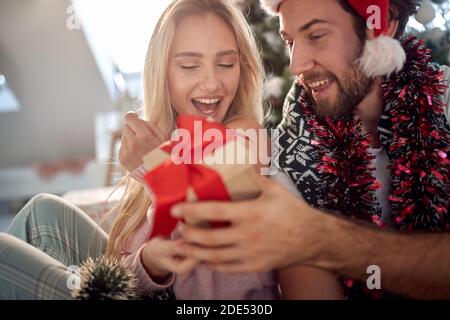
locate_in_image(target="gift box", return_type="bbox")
[142,115,262,239]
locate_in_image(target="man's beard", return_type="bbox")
[301,55,374,119]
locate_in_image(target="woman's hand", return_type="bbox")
[119,112,166,173]
[141,237,199,281]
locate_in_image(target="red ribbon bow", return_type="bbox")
[143,115,231,239]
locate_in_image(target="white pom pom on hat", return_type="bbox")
[259,0,406,78]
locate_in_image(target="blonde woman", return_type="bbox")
[0,0,277,299]
[107,0,277,299]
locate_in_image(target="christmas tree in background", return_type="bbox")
[235,0,450,127]
[409,0,450,67]
[235,0,292,127]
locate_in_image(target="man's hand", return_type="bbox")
[119,112,166,172]
[171,176,322,273]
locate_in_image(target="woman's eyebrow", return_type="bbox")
[174,52,202,58]
[217,49,239,57]
[174,50,239,58]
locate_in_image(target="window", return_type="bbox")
[72,0,172,98]
[0,73,20,113]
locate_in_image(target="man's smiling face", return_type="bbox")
[279,0,374,118]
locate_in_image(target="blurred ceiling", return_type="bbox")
[0,0,113,168]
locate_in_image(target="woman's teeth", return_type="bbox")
[194,98,220,104]
[192,98,221,115]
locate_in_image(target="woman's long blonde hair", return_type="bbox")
[106,0,264,257]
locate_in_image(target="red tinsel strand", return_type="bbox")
[300,96,382,221]
[295,36,450,299]
[381,36,450,231]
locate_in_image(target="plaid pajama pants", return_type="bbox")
[0,193,108,299]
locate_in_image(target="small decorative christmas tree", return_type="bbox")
[72,256,139,300]
[71,256,176,300]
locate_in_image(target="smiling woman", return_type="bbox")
[105,0,275,300]
[168,13,241,122]
[0,0,272,300]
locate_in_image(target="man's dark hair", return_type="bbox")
[337,0,421,41]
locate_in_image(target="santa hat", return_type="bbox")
[260,0,406,78]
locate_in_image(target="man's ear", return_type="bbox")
[386,19,399,38]
[365,19,399,40]
[386,6,400,38]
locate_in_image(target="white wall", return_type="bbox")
[0,0,114,168]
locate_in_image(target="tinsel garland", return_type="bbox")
[300,96,382,223]
[380,36,450,232]
[295,35,450,299]
[302,35,450,231]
